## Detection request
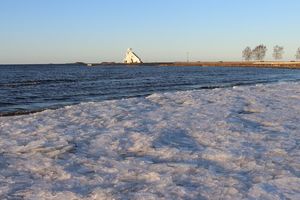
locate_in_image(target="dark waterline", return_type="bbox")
[1,64,300,116]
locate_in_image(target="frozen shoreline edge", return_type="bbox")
[1,80,299,118]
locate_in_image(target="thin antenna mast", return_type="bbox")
[186,52,190,62]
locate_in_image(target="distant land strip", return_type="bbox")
[82,61,300,69]
[162,61,300,69]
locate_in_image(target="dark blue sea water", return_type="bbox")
[1,64,300,116]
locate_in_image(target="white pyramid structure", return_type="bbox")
[124,48,143,64]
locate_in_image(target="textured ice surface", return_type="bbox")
[1,82,300,199]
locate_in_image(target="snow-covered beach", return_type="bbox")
[1,82,300,199]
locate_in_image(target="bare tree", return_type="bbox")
[273,45,284,60]
[296,48,300,60]
[242,47,252,61]
[252,44,267,61]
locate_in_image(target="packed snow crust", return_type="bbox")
[1,82,300,199]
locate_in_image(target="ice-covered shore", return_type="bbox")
[1,82,300,199]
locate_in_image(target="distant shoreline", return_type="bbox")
[161,61,300,69]
[83,61,300,69]
[2,61,300,69]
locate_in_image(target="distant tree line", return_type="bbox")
[242,45,268,61]
[242,45,300,61]
[273,45,284,60]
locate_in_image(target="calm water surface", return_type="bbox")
[1,64,300,116]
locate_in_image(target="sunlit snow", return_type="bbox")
[1,82,300,199]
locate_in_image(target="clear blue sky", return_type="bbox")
[1,0,299,64]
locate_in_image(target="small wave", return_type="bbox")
[0,79,78,87]
[0,102,16,107]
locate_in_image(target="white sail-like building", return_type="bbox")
[124,48,143,64]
